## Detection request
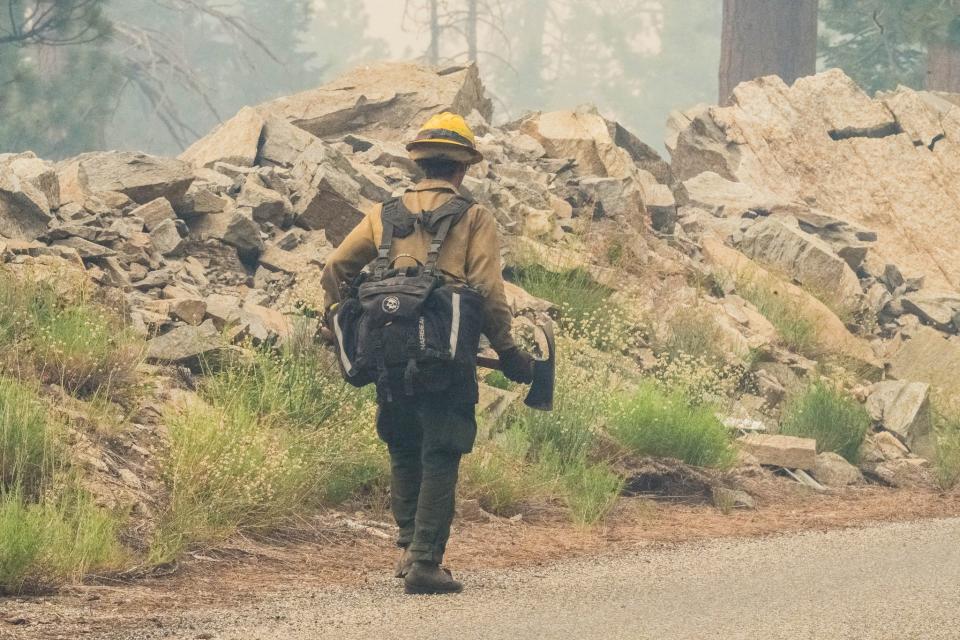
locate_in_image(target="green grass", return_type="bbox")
[0,378,62,498]
[0,271,142,399]
[153,346,386,563]
[509,264,630,351]
[737,278,819,357]
[779,381,870,463]
[461,429,544,516]
[934,409,960,490]
[0,490,125,595]
[609,382,736,469]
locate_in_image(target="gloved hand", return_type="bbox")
[498,347,535,384]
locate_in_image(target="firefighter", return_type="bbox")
[321,112,534,594]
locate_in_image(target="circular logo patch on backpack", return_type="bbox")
[381,296,401,314]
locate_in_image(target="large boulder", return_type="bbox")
[188,209,264,260]
[812,452,863,487]
[700,235,881,372]
[257,62,492,142]
[4,153,60,210]
[738,433,817,470]
[179,106,265,169]
[866,380,934,458]
[889,327,960,403]
[738,215,863,311]
[67,151,194,206]
[0,172,53,240]
[669,69,960,292]
[145,319,224,366]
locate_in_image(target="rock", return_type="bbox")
[738,215,862,311]
[189,210,264,259]
[169,298,207,326]
[521,106,653,179]
[865,380,934,458]
[149,219,184,256]
[711,487,756,510]
[503,281,554,315]
[7,154,60,210]
[0,172,53,240]
[179,106,265,169]
[132,269,174,291]
[131,198,176,232]
[682,171,793,218]
[257,62,492,142]
[889,327,960,403]
[738,433,817,470]
[71,151,194,206]
[180,184,229,217]
[238,179,288,227]
[257,115,323,168]
[901,291,960,332]
[292,165,364,246]
[204,293,243,329]
[51,236,115,259]
[258,245,303,274]
[872,431,910,461]
[812,452,863,487]
[578,176,645,223]
[701,235,881,373]
[240,304,292,344]
[861,457,934,488]
[145,319,224,365]
[669,69,960,292]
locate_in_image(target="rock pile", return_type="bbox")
[0,61,953,488]
[0,62,677,371]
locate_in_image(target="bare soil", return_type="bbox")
[3,484,960,639]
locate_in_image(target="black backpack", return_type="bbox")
[331,195,486,402]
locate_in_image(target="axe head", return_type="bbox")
[524,319,555,412]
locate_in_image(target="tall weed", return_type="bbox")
[737,277,819,357]
[0,378,62,498]
[779,381,870,463]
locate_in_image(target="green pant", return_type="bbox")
[376,393,477,564]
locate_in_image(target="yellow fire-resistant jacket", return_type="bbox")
[320,178,516,355]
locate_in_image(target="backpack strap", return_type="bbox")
[423,195,473,275]
[373,199,401,280]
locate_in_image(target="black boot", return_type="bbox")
[394,547,414,579]
[404,561,464,595]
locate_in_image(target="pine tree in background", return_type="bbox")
[819,0,960,94]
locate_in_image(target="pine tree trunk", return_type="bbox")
[926,41,960,92]
[718,0,818,105]
[466,0,478,62]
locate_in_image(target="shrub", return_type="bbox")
[0,490,125,595]
[0,378,62,498]
[779,381,870,463]
[610,382,736,469]
[737,278,819,357]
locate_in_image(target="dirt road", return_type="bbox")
[85,518,960,640]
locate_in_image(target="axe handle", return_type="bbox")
[476,355,502,370]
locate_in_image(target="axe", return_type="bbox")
[476,319,555,411]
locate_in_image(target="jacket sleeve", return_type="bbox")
[464,205,517,354]
[320,210,378,309]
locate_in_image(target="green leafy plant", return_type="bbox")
[934,408,960,491]
[779,381,870,463]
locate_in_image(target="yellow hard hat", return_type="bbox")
[406,112,483,165]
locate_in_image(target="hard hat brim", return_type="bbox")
[406,139,483,165]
